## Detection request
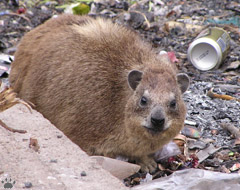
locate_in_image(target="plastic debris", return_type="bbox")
[188,139,207,150]
[0,54,13,77]
[184,120,197,126]
[159,51,179,63]
[140,173,153,184]
[181,126,201,139]
[196,144,221,163]
[154,141,181,161]
[230,163,240,172]
[132,169,240,190]
[206,16,240,28]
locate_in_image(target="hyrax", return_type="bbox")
[10,14,189,173]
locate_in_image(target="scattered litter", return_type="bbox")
[132,169,240,190]
[207,88,240,102]
[188,139,208,150]
[154,141,181,161]
[206,16,240,28]
[173,134,186,153]
[230,163,240,172]
[0,54,13,77]
[187,27,230,71]
[196,144,221,163]
[184,120,197,126]
[181,126,201,139]
[140,173,152,184]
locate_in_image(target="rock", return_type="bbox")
[91,156,140,180]
[80,171,87,177]
[24,182,33,188]
[0,104,128,190]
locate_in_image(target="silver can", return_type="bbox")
[187,27,230,71]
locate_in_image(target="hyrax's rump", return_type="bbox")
[10,14,189,173]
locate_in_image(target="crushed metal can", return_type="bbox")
[187,27,230,71]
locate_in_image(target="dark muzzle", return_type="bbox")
[150,106,165,131]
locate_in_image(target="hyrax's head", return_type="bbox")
[125,56,190,147]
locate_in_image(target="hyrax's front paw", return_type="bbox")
[137,156,157,174]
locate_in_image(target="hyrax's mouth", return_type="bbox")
[143,120,171,135]
[143,125,165,135]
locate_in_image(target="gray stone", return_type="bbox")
[0,104,128,190]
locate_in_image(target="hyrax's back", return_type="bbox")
[10,14,151,146]
[10,14,189,172]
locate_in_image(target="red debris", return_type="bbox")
[17,7,26,14]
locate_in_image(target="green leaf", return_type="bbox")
[72,3,90,15]
[228,152,234,156]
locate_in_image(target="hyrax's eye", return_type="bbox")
[169,99,177,109]
[140,96,148,107]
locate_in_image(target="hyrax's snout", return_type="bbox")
[151,114,165,129]
[150,106,166,132]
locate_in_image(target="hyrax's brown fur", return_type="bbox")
[10,14,189,173]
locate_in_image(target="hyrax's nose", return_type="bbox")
[151,116,165,129]
[151,107,165,130]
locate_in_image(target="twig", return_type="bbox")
[0,119,27,133]
[2,12,31,24]
[207,88,240,102]
[220,123,240,139]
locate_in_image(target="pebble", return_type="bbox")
[209,9,215,16]
[24,182,33,188]
[50,159,57,163]
[81,171,87,177]
[57,135,62,138]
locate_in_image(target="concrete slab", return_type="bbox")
[0,104,128,190]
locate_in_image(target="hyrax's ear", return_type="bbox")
[177,73,190,93]
[128,70,143,90]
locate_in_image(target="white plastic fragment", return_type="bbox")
[132,169,240,190]
[184,120,197,126]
